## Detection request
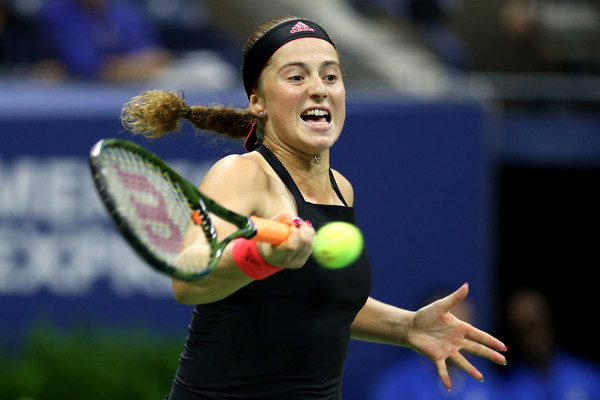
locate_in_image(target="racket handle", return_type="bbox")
[250,216,293,245]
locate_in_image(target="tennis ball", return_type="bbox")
[313,222,364,269]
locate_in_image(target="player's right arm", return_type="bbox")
[171,155,313,305]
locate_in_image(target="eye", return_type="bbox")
[288,75,304,82]
[323,74,337,83]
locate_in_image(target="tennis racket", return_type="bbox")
[89,138,293,281]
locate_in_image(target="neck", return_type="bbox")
[262,140,341,205]
[263,140,328,171]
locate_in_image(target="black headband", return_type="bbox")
[242,19,336,99]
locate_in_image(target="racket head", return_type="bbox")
[89,138,258,281]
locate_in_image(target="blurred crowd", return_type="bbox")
[0,0,237,87]
[351,0,600,74]
[2,0,600,87]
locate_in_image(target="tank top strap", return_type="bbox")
[329,169,348,207]
[255,145,349,210]
[256,145,306,215]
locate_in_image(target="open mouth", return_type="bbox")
[300,109,331,125]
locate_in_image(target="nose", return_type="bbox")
[307,75,327,99]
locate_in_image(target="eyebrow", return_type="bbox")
[277,60,341,73]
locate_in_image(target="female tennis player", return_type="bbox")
[121,16,507,400]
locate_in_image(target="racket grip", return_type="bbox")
[250,216,293,245]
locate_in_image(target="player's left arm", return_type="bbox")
[351,297,417,346]
[350,285,507,390]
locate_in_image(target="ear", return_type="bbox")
[248,92,265,117]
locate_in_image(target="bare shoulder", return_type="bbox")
[199,153,269,216]
[203,153,267,181]
[331,168,355,207]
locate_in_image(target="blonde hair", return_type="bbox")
[120,16,302,143]
[120,90,254,140]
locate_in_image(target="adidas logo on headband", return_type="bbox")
[290,21,315,33]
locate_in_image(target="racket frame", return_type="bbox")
[90,138,262,281]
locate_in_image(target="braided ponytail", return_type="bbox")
[120,90,256,141]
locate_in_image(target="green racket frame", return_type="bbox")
[89,138,289,281]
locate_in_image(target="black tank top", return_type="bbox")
[168,146,372,399]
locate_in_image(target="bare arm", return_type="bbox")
[351,297,413,345]
[351,284,507,391]
[171,154,314,305]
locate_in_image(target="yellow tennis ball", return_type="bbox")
[313,222,364,269]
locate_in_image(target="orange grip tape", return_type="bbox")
[249,216,292,245]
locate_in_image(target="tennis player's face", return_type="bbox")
[256,38,345,154]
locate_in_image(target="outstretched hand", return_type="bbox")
[406,283,507,391]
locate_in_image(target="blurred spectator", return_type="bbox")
[405,0,468,71]
[348,0,468,70]
[369,290,502,400]
[0,0,50,75]
[501,0,600,73]
[37,0,171,83]
[502,287,600,400]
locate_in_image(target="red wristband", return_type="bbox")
[232,238,283,280]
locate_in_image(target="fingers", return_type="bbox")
[271,215,314,245]
[435,359,452,391]
[450,352,484,382]
[437,350,487,391]
[292,217,312,228]
[287,217,315,251]
[426,284,508,391]
[273,215,314,237]
[260,214,315,269]
[437,283,469,313]
[466,324,508,355]
[462,334,508,366]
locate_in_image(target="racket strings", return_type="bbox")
[100,148,194,264]
[95,143,225,278]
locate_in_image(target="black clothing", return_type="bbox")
[168,146,372,399]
